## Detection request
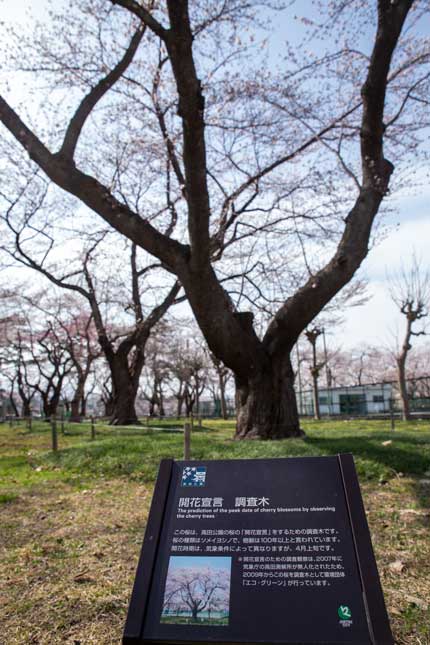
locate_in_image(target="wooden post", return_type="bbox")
[51,415,58,453]
[91,416,95,440]
[184,422,191,460]
[61,410,65,435]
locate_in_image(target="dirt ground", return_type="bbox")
[1,479,151,644]
[1,476,429,644]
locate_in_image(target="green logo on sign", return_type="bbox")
[338,605,352,620]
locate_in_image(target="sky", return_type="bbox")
[340,177,430,351]
[1,0,429,354]
[168,556,231,572]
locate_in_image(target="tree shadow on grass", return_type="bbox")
[305,434,429,477]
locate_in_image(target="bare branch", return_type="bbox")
[0,96,188,270]
[111,0,168,40]
[60,27,145,160]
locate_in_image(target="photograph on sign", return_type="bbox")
[161,556,231,626]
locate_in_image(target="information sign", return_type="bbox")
[123,455,393,644]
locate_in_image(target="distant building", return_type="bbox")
[199,398,235,417]
[298,383,393,417]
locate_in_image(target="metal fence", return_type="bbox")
[2,376,430,422]
[297,376,430,418]
[198,376,430,419]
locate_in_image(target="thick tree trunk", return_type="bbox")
[155,380,165,416]
[41,394,49,419]
[220,384,228,419]
[111,386,139,425]
[183,383,195,417]
[44,399,59,419]
[396,316,413,422]
[176,396,184,419]
[185,398,194,416]
[9,395,19,417]
[110,354,143,425]
[21,400,32,417]
[70,375,86,422]
[104,397,114,417]
[80,396,87,417]
[311,371,321,420]
[17,379,33,419]
[195,377,200,415]
[159,396,165,417]
[235,354,303,439]
[306,329,322,420]
[397,357,410,421]
[70,397,81,422]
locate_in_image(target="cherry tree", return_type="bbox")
[168,332,210,416]
[206,352,232,420]
[0,0,428,437]
[389,256,430,420]
[19,304,74,420]
[56,302,101,421]
[162,566,230,622]
[140,322,172,416]
[1,187,180,424]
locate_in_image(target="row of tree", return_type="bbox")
[0,284,235,424]
[1,282,428,423]
[0,289,233,421]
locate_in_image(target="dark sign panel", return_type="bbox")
[124,455,393,644]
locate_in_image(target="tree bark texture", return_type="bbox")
[70,378,85,422]
[176,396,184,419]
[306,328,322,421]
[396,315,413,421]
[311,370,321,421]
[9,394,19,417]
[396,356,410,421]
[220,385,228,420]
[235,354,303,439]
[21,400,32,418]
[110,350,145,425]
[104,397,115,418]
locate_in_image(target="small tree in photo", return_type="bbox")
[161,557,231,626]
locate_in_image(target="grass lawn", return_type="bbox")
[160,615,229,626]
[0,418,429,644]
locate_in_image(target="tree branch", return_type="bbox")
[263,0,413,356]
[110,0,168,40]
[165,0,211,268]
[219,102,362,224]
[0,96,188,271]
[59,27,145,160]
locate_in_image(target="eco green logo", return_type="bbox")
[338,605,352,620]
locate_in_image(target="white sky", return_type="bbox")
[1,0,429,354]
[340,175,430,350]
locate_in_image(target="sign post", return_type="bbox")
[124,455,393,644]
